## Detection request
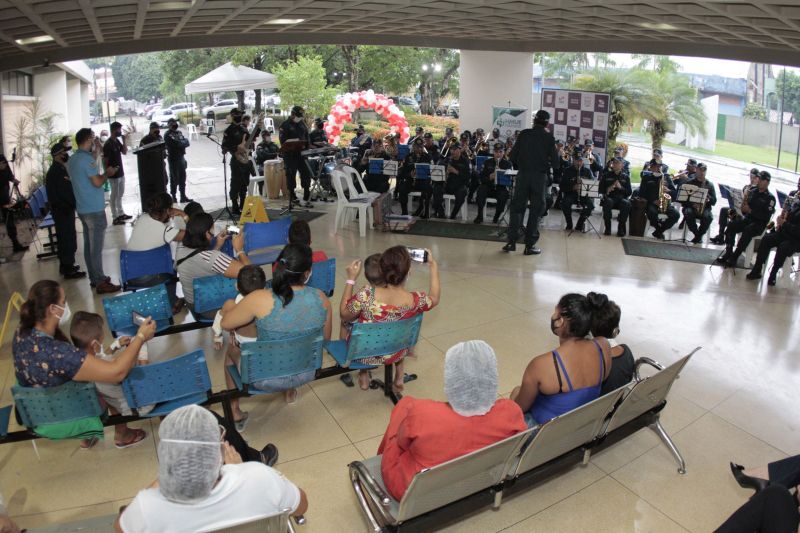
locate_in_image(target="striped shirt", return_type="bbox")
[175,247,234,304]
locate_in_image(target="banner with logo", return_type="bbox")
[491,106,528,142]
[539,89,611,163]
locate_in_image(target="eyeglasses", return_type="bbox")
[219,424,226,442]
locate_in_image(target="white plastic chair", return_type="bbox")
[187,123,198,140]
[331,168,373,237]
[343,165,381,204]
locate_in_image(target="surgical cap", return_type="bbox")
[444,340,498,417]
[157,405,222,503]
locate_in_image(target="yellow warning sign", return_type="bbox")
[239,196,269,224]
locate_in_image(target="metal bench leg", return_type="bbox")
[582,448,592,466]
[492,488,503,509]
[650,419,686,474]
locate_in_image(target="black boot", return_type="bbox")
[617,222,627,237]
[576,216,587,233]
[746,265,763,280]
[603,218,612,236]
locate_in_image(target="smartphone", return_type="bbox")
[226,225,240,235]
[132,311,147,326]
[407,247,428,263]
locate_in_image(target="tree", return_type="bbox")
[274,56,339,122]
[114,54,162,102]
[743,102,767,120]
[417,49,459,114]
[632,70,706,151]
[631,54,680,73]
[536,52,589,81]
[775,70,800,119]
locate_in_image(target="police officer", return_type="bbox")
[164,118,192,203]
[409,126,424,146]
[350,124,372,170]
[681,162,716,243]
[711,168,760,245]
[474,142,512,224]
[438,127,455,149]
[673,158,697,188]
[561,152,595,232]
[503,110,557,255]
[255,130,279,175]
[45,142,85,279]
[278,105,313,206]
[488,127,502,148]
[0,154,28,254]
[137,122,168,211]
[717,170,776,268]
[640,159,679,239]
[747,191,800,285]
[643,148,669,174]
[222,108,250,214]
[434,143,470,219]
[309,118,328,148]
[581,139,603,179]
[422,132,440,164]
[360,138,392,193]
[601,157,632,237]
[397,138,432,217]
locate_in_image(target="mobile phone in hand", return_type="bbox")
[406,247,428,263]
[132,311,147,326]
[227,225,240,235]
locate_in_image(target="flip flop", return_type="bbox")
[234,412,250,432]
[80,435,100,450]
[115,428,147,449]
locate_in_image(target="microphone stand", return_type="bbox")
[205,133,235,222]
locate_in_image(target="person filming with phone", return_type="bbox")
[339,246,440,391]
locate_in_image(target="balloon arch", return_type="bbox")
[324,90,410,146]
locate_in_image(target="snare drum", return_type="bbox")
[265,160,287,199]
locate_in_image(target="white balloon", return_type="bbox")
[333,135,341,145]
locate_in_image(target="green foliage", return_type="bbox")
[776,70,800,118]
[175,110,202,126]
[10,99,64,189]
[158,48,237,103]
[536,52,589,79]
[114,54,162,102]
[358,46,427,95]
[273,56,339,120]
[743,103,767,120]
[631,54,680,73]
[574,69,649,143]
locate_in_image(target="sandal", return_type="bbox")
[80,436,100,450]
[115,428,147,449]
[358,371,372,391]
[284,388,298,404]
[234,412,250,432]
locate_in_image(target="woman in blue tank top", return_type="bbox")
[510,293,613,428]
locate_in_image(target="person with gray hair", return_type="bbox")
[377,340,526,500]
[116,405,307,532]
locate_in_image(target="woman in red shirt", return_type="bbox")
[378,340,527,501]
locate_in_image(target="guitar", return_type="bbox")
[235,112,265,165]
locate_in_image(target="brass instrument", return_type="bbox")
[383,133,398,159]
[440,136,456,158]
[767,191,797,230]
[657,173,671,214]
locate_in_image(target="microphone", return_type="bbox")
[11,147,16,163]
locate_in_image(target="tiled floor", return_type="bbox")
[2,139,798,532]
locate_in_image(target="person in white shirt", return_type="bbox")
[126,192,187,251]
[116,405,306,533]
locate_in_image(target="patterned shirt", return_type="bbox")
[13,328,87,387]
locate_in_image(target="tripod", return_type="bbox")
[206,133,235,222]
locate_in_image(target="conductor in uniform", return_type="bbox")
[503,110,557,255]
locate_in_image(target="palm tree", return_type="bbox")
[631,70,706,151]
[573,69,649,150]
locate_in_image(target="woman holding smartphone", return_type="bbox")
[340,246,440,391]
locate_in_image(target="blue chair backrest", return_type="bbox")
[244,218,291,252]
[344,314,423,366]
[102,284,173,337]
[719,184,731,201]
[193,275,238,315]
[12,381,104,428]
[777,190,788,207]
[308,258,336,297]
[398,144,410,160]
[120,245,175,289]
[33,188,47,212]
[38,185,48,203]
[27,194,42,219]
[0,405,10,437]
[240,329,324,384]
[122,349,212,416]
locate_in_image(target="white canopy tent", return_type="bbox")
[184,62,278,94]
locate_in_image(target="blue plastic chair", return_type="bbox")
[719,184,731,201]
[122,349,212,417]
[777,190,788,208]
[0,405,12,437]
[228,329,324,394]
[12,381,104,428]
[243,218,292,265]
[102,284,173,337]
[192,274,238,322]
[119,244,176,291]
[308,258,336,297]
[324,314,423,369]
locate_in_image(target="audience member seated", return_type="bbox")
[377,340,526,501]
[0,492,20,533]
[12,280,156,447]
[339,253,384,340]
[590,297,634,395]
[339,246,440,392]
[212,265,267,429]
[70,311,152,448]
[116,405,306,533]
[221,244,332,403]
[175,213,251,319]
[511,293,612,427]
[273,220,328,272]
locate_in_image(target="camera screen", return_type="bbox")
[227,225,240,235]
[407,248,427,263]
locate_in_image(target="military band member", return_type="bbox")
[673,158,697,188]
[472,128,486,151]
[360,138,392,193]
[408,126,424,146]
[309,118,328,148]
[350,124,372,169]
[643,148,669,174]
[488,128,502,148]
[397,138,432,217]
[561,153,594,232]
[710,168,760,244]
[747,187,800,285]
[600,157,632,237]
[474,143,513,224]
[717,170,776,268]
[680,162,717,243]
[581,139,603,179]
[640,159,679,239]
[433,142,470,219]
[439,127,456,149]
[422,132,440,164]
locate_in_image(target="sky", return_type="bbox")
[606,53,799,79]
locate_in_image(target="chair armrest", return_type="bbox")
[349,461,392,507]
[226,364,244,390]
[634,357,664,381]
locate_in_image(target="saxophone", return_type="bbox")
[657,174,670,214]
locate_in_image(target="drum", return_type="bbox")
[265,160,287,199]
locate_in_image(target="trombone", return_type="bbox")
[441,136,456,158]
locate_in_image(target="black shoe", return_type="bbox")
[523,246,541,255]
[492,216,500,224]
[746,270,762,280]
[691,235,703,244]
[565,223,573,231]
[171,194,178,203]
[710,235,725,245]
[449,214,457,220]
[179,196,193,203]
[502,242,516,252]
[767,274,777,286]
[12,243,29,252]
[63,270,87,280]
[473,216,483,224]
[725,257,738,268]
[652,229,665,240]
[715,253,730,264]
[604,227,612,236]
[260,443,279,467]
[113,216,126,225]
[617,228,627,237]
[120,214,132,220]
[730,462,769,492]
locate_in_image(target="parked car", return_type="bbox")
[145,104,162,120]
[391,96,420,113]
[169,102,199,114]
[448,101,459,118]
[264,94,281,108]
[202,99,239,117]
[152,108,179,128]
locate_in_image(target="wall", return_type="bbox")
[459,50,533,132]
[724,115,800,153]
[33,69,68,133]
[666,95,718,151]
[66,78,83,133]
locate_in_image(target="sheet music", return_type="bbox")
[677,184,707,205]
[430,165,446,182]
[579,179,601,199]
[730,189,744,213]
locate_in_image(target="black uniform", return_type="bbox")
[137,132,168,211]
[350,134,372,171]
[164,126,190,200]
[361,149,392,193]
[714,184,753,242]
[222,121,251,212]
[255,140,279,174]
[680,177,717,239]
[0,164,23,250]
[309,128,327,148]
[475,157,512,223]
[397,151,432,216]
[724,188,776,262]
[45,161,78,273]
[278,119,313,202]
[640,171,679,236]
[749,200,800,280]
[561,165,595,230]
[434,154,470,219]
[507,126,557,247]
[600,169,632,235]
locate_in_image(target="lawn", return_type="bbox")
[662,139,800,172]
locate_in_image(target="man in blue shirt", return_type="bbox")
[67,128,121,294]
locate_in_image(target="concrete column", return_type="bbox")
[66,77,82,133]
[80,82,90,126]
[458,50,534,132]
[33,69,68,132]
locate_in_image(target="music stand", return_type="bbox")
[568,179,602,239]
[495,170,519,241]
[205,134,235,222]
[673,185,707,246]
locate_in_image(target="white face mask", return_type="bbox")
[304,272,312,285]
[293,116,302,123]
[653,172,663,178]
[53,302,71,326]
[100,135,109,143]
[93,339,109,360]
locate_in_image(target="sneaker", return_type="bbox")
[63,270,87,280]
[120,214,133,220]
[523,246,541,255]
[235,412,250,432]
[96,280,121,294]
